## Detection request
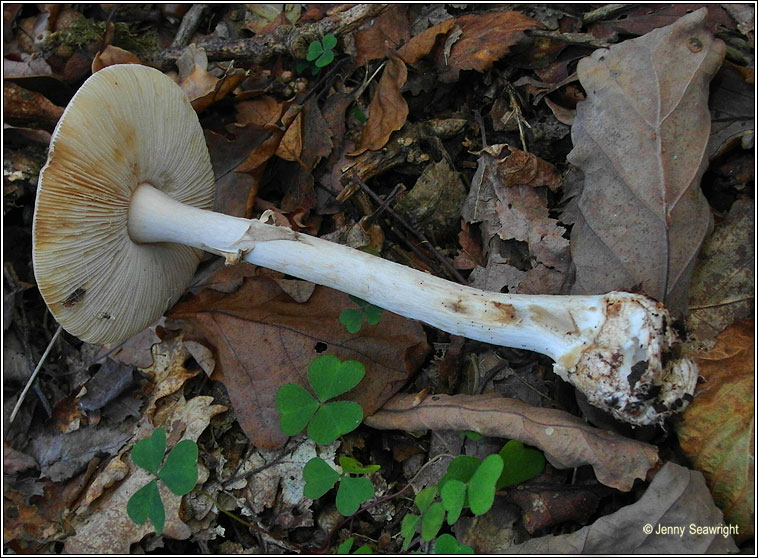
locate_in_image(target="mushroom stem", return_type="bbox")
[129,183,697,425]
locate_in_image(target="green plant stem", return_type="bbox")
[194,489,307,553]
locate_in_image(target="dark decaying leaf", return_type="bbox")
[687,198,754,346]
[167,276,429,448]
[568,9,725,316]
[500,462,739,553]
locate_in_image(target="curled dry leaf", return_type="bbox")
[167,276,429,448]
[499,462,739,553]
[364,393,659,491]
[91,45,141,73]
[349,49,408,156]
[437,10,541,83]
[568,9,725,316]
[676,320,754,541]
[3,82,63,132]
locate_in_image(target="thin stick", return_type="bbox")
[9,325,62,423]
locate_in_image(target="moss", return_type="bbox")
[44,17,160,54]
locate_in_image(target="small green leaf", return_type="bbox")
[309,355,365,401]
[315,49,335,68]
[308,401,363,444]
[400,513,420,550]
[276,383,319,435]
[351,106,367,124]
[339,308,364,333]
[337,537,354,554]
[420,502,445,541]
[440,455,481,486]
[434,533,474,554]
[468,454,503,515]
[353,544,372,554]
[440,479,466,524]
[127,479,165,535]
[414,485,438,513]
[303,457,340,499]
[158,440,198,495]
[322,33,338,51]
[306,40,323,61]
[458,430,483,441]
[295,60,308,74]
[336,475,374,516]
[496,440,545,489]
[363,304,383,325]
[131,428,166,474]
[339,456,380,474]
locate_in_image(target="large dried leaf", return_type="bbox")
[167,276,429,448]
[499,462,739,553]
[567,9,725,316]
[365,393,658,491]
[687,199,754,346]
[676,320,754,541]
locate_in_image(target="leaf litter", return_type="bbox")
[4,3,753,554]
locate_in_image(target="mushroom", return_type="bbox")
[33,64,697,426]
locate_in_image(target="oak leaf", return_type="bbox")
[568,9,726,316]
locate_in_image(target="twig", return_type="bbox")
[194,489,307,553]
[351,176,469,285]
[9,325,62,423]
[582,3,634,25]
[172,4,208,47]
[527,28,614,49]
[140,4,391,70]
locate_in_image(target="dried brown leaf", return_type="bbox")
[167,276,429,448]
[91,45,141,73]
[676,320,754,541]
[398,18,456,64]
[500,462,739,553]
[365,393,658,491]
[350,50,408,156]
[437,10,540,83]
[568,9,725,316]
[463,144,569,272]
[354,5,410,65]
[3,82,63,132]
[687,198,754,346]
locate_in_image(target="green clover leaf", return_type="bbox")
[127,479,165,535]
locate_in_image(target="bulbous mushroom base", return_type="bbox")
[554,294,698,426]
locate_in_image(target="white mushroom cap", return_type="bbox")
[32,64,214,344]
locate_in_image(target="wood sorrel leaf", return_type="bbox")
[276,383,319,435]
[308,401,363,444]
[158,440,198,495]
[127,479,165,535]
[468,454,504,515]
[131,428,166,474]
[303,457,340,499]
[308,355,365,401]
